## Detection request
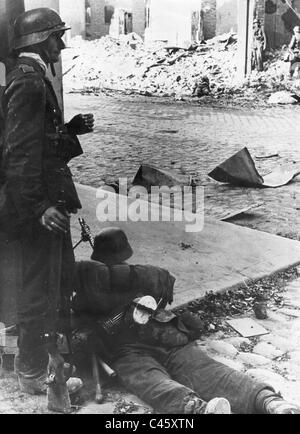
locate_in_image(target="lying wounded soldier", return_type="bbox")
[72,227,300,415]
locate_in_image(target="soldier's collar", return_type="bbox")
[19,53,47,74]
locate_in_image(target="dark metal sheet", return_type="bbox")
[133,164,193,190]
[209,147,300,188]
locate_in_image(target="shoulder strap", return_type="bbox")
[6,63,36,88]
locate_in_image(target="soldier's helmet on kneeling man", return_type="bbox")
[91,227,133,265]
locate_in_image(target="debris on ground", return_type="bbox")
[219,201,264,221]
[268,91,300,105]
[132,164,194,190]
[174,267,299,335]
[255,153,280,160]
[113,399,140,414]
[209,147,300,188]
[62,33,300,104]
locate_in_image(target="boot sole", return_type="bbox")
[205,397,231,414]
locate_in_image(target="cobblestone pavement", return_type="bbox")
[65,92,300,238]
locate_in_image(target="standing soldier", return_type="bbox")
[0,8,94,399]
[251,18,267,72]
[288,25,300,78]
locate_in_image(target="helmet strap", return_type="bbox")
[50,62,56,77]
[40,47,56,77]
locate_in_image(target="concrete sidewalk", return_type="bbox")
[73,184,300,308]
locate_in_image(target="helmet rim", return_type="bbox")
[91,227,134,265]
[14,25,70,50]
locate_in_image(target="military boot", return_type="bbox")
[263,397,300,415]
[184,396,231,414]
[14,324,49,394]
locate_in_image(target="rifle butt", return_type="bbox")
[46,348,72,414]
[47,384,72,414]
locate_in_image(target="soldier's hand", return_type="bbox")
[67,113,94,135]
[39,206,70,234]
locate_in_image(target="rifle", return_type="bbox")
[44,333,72,414]
[44,201,79,414]
[73,218,94,250]
[74,219,118,403]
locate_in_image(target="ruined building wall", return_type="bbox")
[88,0,145,39]
[265,0,300,48]
[202,0,217,39]
[255,0,265,25]
[59,0,86,39]
[216,0,238,34]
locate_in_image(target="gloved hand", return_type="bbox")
[67,113,94,135]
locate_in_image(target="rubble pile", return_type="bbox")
[62,33,240,98]
[62,34,300,103]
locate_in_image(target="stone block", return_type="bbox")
[282,298,300,309]
[206,340,239,357]
[237,352,270,367]
[252,342,284,360]
[278,308,300,318]
[225,337,251,350]
[280,361,300,380]
[259,335,295,353]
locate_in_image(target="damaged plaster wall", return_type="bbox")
[25,0,85,40]
[59,0,86,39]
[216,0,238,34]
[88,0,145,39]
[145,0,213,47]
[265,0,300,47]
[202,0,217,39]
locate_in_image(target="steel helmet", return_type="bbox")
[91,227,133,265]
[13,8,70,50]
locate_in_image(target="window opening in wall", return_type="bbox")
[124,12,133,34]
[105,5,115,24]
[85,0,91,25]
[146,5,150,28]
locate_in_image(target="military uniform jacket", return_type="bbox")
[0,56,82,236]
